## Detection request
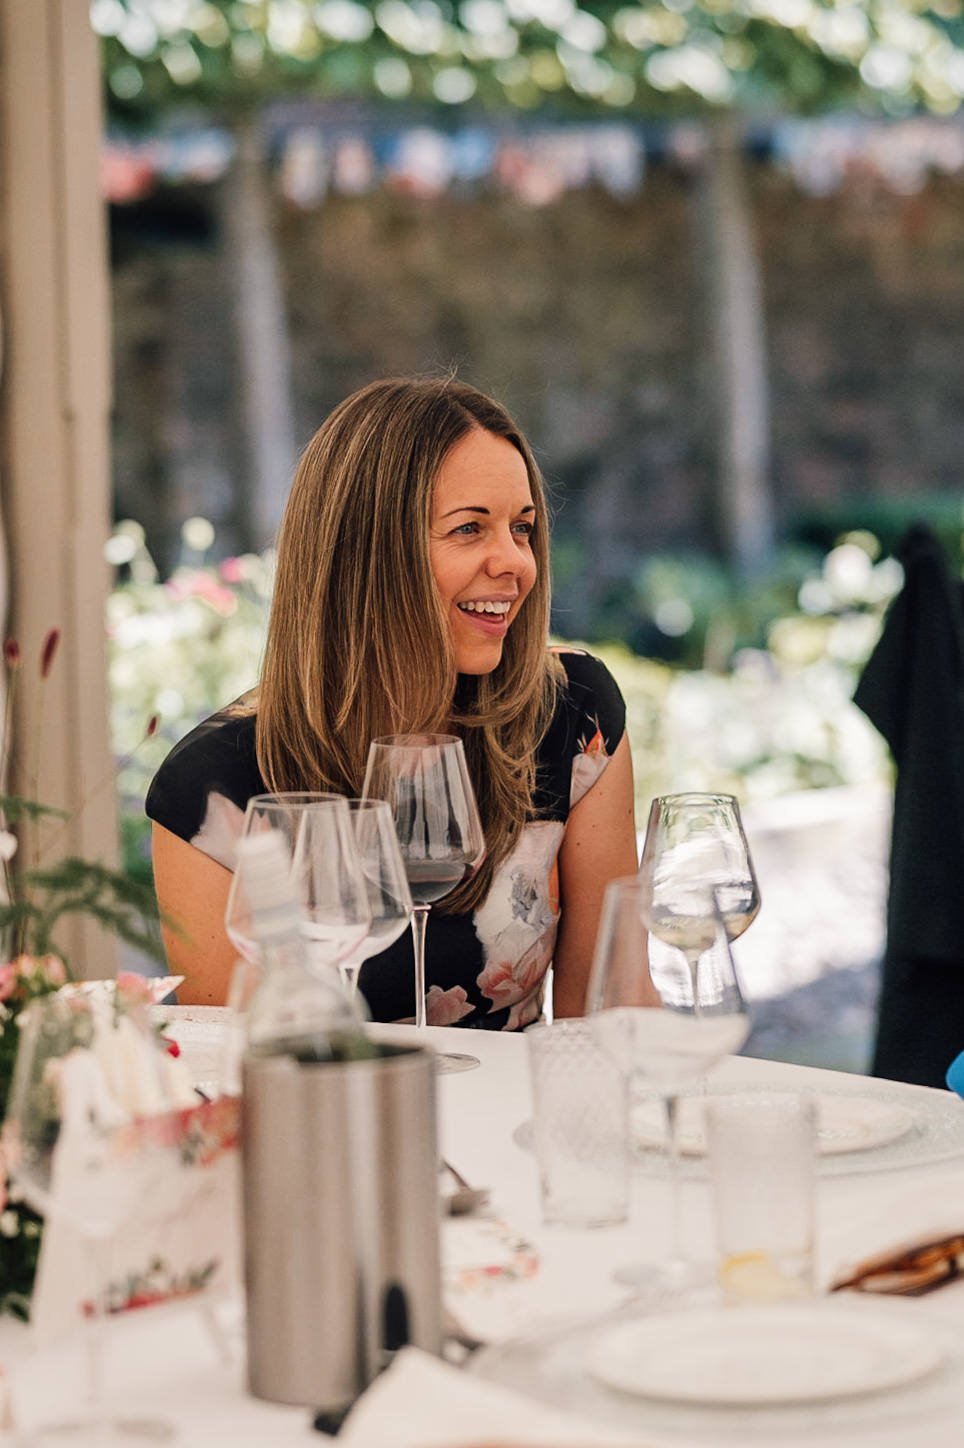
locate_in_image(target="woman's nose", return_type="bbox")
[484,526,522,577]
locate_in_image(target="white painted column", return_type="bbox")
[0,0,119,976]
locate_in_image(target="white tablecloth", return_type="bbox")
[4,1023,964,1445]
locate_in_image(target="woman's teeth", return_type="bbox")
[458,601,511,615]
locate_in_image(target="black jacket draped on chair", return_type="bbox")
[853,522,964,1088]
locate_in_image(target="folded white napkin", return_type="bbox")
[338,1347,647,1447]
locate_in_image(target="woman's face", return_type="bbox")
[429,427,538,675]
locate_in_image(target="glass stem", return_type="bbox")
[84,1236,111,1424]
[663,1093,685,1267]
[341,960,360,1000]
[685,949,708,1095]
[411,906,430,1029]
[685,950,702,1018]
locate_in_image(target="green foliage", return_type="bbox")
[0,856,165,965]
[0,798,69,825]
[790,493,964,567]
[97,1,964,122]
[0,799,164,967]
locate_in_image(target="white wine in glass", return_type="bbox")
[639,792,760,992]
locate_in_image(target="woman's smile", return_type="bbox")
[430,428,537,675]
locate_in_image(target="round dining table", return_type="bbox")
[4,1017,964,1446]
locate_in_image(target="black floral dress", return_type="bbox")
[146,650,625,1030]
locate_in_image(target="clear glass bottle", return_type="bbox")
[236,830,373,1062]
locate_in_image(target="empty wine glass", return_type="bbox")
[3,993,177,1441]
[363,734,485,1071]
[340,800,414,1001]
[224,792,346,963]
[638,792,760,1001]
[289,801,373,977]
[220,794,370,1091]
[587,876,749,1295]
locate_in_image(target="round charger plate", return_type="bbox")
[514,1078,964,1178]
[471,1299,964,1441]
[588,1301,944,1407]
[632,1091,914,1157]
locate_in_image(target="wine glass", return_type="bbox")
[586,876,749,1294]
[638,792,760,1002]
[224,792,347,964]
[220,793,370,1091]
[362,734,485,1072]
[340,800,414,1001]
[3,993,176,1441]
[289,801,373,977]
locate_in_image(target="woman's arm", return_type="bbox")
[552,731,648,1017]
[151,822,238,1006]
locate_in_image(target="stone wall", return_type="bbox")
[110,159,964,594]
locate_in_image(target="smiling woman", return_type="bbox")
[430,428,537,676]
[145,377,640,1024]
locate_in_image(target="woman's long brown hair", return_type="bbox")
[255,377,560,912]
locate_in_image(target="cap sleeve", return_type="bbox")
[145,710,261,870]
[553,650,626,809]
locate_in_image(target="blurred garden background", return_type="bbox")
[96,0,964,1071]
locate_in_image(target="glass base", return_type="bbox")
[435,1051,480,1074]
[22,1415,174,1444]
[613,1257,717,1302]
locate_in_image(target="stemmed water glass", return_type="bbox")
[220,792,371,1090]
[224,792,371,976]
[587,876,749,1294]
[363,734,485,1071]
[340,799,414,1001]
[289,801,373,976]
[3,993,176,1442]
[638,792,760,1001]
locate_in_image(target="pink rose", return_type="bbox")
[116,970,153,1006]
[41,955,67,987]
[8,954,66,988]
[0,964,16,1002]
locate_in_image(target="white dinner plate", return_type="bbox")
[589,1302,945,1407]
[633,1090,914,1157]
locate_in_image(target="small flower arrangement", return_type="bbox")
[0,629,167,1319]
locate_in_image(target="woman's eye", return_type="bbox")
[512,521,535,538]
[451,522,479,537]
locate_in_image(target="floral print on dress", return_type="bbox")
[474,821,564,1019]
[425,984,475,1025]
[190,790,245,871]
[569,718,612,808]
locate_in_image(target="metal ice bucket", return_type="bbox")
[241,1042,441,1414]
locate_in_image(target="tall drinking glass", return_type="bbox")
[587,877,749,1294]
[363,735,485,1071]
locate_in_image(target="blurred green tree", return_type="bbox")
[97,1,964,575]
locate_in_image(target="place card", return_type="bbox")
[31,1094,241,1345]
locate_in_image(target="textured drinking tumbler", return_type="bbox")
[526,1019,631,1227]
